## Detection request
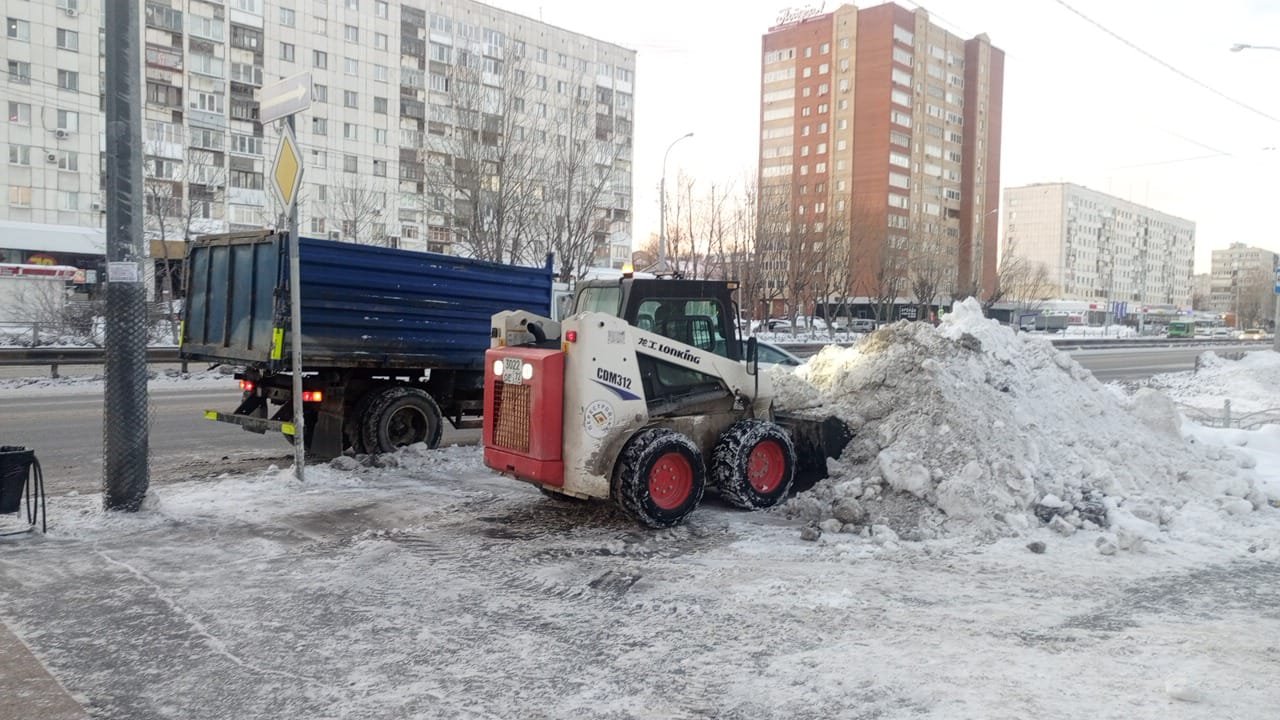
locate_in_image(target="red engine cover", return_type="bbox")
[482,347,565,485]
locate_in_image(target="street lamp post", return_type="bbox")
[1230,42,1280,349]
[658,132,694,271]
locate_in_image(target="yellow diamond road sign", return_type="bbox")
[270,125,304,213]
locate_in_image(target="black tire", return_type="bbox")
[344,387,380,455]
[612,428,706,528]
[360,386,444,455]
[712,419,796,510]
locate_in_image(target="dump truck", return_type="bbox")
[180,230,554,458]
[483,276,850,527]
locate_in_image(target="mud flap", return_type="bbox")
[774,413,854,492]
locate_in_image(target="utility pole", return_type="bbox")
[102,0,149,510]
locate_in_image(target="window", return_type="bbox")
[893,25,914,45]
[8,145,30,166]
[312,117,328,135]
[9,186,32,206]
[57,151,78,171]
[344,57,358,75]
[343,122,357,140]
[343,154,357,173]
[311,217,326,234]
[313,84,328,103]
[890,151,910,168]
[313,50,328,69]
[343,90,357,108]
[56,28,79,51]
[373,64,388,82]
[189,91,224,114]
[7,60,31,84]
[280,42,295,61]
[891,88,910,106]
[60,191,79,211]
[373,96,388,114]
[374,128,388,144]
[280,6,296,26]
[231,134,263,155]
[345,0,358,9]
[372,159,386,177]
[8,101,30,124]
[892,68,912,86]
[893,47,913,66]
[190,54,224,77]
[374,32,388,50]
[374,0,388,18]
[57,110,79,132]
[890,110,912,128]
[44,66,74,91]
[230,169,264,190]
[344,25,358,42]
[6,18,30,41]
[313,17,326,34]
[889,172,910,189]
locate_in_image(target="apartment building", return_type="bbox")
[1207,242,1277,317]
[757,2,1003,304]
[1002,182,1195,307]
[1,0,635,270]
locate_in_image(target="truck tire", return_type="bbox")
[612,428,706,528]
[712,419,796,510]
[360,386,444,455]
[344,388,379,455]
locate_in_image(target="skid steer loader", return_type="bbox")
[482,277,849,528]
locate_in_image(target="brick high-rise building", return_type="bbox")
[757,2,1003,308]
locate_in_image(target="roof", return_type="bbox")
[0,220,106,256]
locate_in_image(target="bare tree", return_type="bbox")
[907,232,951,323]
[145,141,226,341]
[332,175,392,246]
[754,182,792,324]
[810,212,851,337]
[433,46,548,264]
[536,77,629,282]
[984,236,1054,312]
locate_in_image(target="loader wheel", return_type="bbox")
[712,420,796,510]
[612,428,706,528]
[360,386,444,455]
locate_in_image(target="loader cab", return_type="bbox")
[572,278,742,361]
[573,278,744,413]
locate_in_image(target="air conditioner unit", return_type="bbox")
[91,201,103,211]
[54,129,69,140]
[46,152,58,164]
[64,7,78,17]
[328,230,341,241]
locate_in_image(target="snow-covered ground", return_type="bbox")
[2,301,1279,718]
[0,365,234,397]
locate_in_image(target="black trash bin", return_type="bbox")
[0,446,34,514]
[0,445,44,533]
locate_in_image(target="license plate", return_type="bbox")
[502,357,524,385]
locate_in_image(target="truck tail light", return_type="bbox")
[239,380,255,392]
[301,390,324,403]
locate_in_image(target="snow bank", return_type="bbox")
[776,299,1271,541]
[0,366,236,397]
[1147,350,1280,413]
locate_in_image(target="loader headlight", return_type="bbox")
[493,360,504,376]
[521,363,534,381]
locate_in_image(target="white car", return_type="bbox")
[742,340,804,366]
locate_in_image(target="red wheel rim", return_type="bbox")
[748,440,786,494]
[648,451,694,511]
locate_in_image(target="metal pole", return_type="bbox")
[658,132,693,270]
[286,114,305,481]
[102,0,149,510]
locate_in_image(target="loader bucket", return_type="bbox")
[774,413,854,492]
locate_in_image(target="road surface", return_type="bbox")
[1072,344,1262,381]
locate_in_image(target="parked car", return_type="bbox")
[1240,328,1266,341]
[846,318,877,333]
[742,339,804,366]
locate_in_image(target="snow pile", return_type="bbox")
[0,365,236,397]
[1147,350,1280,413]
[776,299,1271,541]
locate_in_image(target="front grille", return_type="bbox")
[492,381,531,452]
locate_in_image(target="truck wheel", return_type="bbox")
[360,386,444,454]
[712,420,796,510]
[344,388,379,455]
[612,428,706,528]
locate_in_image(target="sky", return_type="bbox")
[488,0,1280,274]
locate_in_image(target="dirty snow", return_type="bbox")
[774,299,1273,542]
[0,365,236,397]
[1147,349,1280,413]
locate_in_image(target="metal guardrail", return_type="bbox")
[0,347,184,378]
[775,335,1260,358]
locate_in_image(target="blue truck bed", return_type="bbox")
[181,231,553,370]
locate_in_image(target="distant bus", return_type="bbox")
[1167,320,1195,338]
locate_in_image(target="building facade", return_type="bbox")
[1002,183,1195,307]
[1207,243,1277,321]
[2,0,635,271]
[757,2,1003,307]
